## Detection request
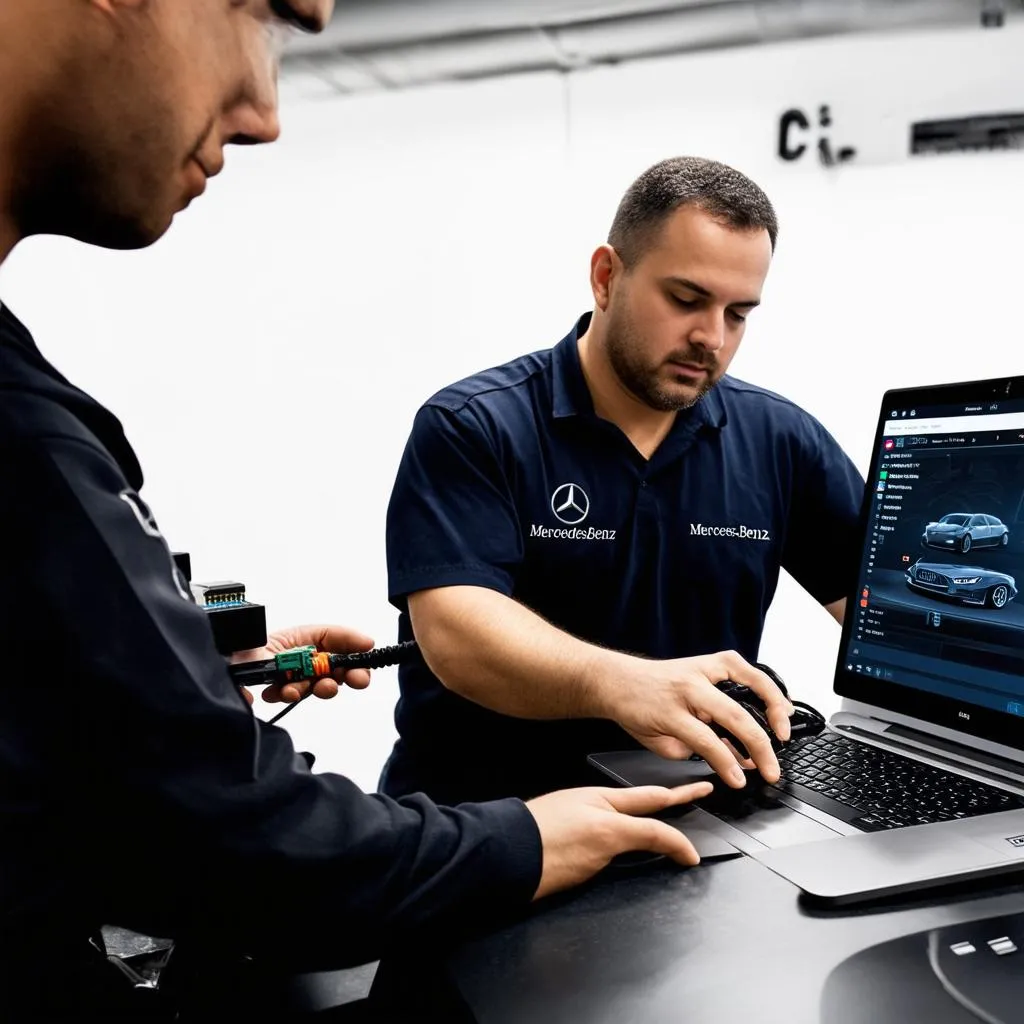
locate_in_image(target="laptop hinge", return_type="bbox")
[831,715,1024,788]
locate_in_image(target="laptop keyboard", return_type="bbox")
[775,730,1024,832]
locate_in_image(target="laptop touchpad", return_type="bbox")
[698,782,842,849]
[586,751,843,851]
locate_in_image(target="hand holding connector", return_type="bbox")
[229,634,420,725]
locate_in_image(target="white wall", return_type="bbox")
[4,22,1024,791]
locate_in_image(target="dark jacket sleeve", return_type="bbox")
[0,429,542,966]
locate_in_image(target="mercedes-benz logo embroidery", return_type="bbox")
[119,490,163,538]
[551,483,590,525]
[119,489,191,601]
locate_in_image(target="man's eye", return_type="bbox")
[269,0,320,33]
[672,295,696,308]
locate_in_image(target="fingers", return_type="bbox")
[707,690,780,783]
[316,625,375,655]
[271,624,374,656]
[619,817,702,866]
[599,784,712,866]
[309,672,371,697]
[601,782,713,817]
[261,677,338,704]
[241,686,254,706]
[311,677,340,699]
[675,716,754,787]
[333,668,371,690]
[260,623,376,704]
[719,653,794,742]
[261,682,304,704]
[721,737,756,771]
[636,734,695,761]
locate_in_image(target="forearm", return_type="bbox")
[409,586,632,720]
[120,742,542,964]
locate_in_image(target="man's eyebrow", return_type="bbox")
[269,0,320,32]
[666,276,760,308]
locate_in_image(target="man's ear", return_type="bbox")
[590,245,619,311]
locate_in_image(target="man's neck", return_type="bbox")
[0,217,18,269]
[0,8,51,271]
[0,109,17,267]
[577,319,677,460]
[0,91,21,268]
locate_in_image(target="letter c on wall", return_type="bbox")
[778,108,809,161]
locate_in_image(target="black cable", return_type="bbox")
[327,642,420,672]
[791,698,827,731]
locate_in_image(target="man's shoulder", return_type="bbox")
[717,377,853,470]
[719,375,803,412]
[718,376,825,430]
[0,313,143,484]
[0,390,132,515]
[0,387,101,449]
[424,348,552,418]
[0,304,110,451]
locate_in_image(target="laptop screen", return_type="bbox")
[836,376,1024,752]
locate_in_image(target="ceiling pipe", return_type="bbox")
[280,0,992,96]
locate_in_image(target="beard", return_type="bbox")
[604,303,720,412]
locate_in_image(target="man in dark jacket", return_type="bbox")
[0,2,711,1019]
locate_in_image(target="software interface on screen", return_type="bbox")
[843,398,1024,722]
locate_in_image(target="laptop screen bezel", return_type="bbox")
[833,373,1024,754]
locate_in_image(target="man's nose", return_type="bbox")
[688,311,726,353]
[224,91,281,147]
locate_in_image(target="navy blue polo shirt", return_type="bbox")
[382,314,865,803]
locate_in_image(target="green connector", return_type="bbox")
[273,645,318,680]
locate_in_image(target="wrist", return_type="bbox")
[578,645,646,722]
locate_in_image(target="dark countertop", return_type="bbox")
[444,853,1024,1024]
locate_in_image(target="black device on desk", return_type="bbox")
[591,372,1024,906]
[823,910,1024,1024]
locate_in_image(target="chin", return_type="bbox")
[18,165,180,249]
[661,381,715,411]
[72,209,174,250]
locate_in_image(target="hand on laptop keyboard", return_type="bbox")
[614,652,795,788]
[711,670,827,758]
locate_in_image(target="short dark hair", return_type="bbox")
[608,156,778,268]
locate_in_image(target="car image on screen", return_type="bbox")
[905,560,1017,609]
[921,513,1009,553]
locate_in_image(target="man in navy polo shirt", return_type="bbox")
[381,156,865,805]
